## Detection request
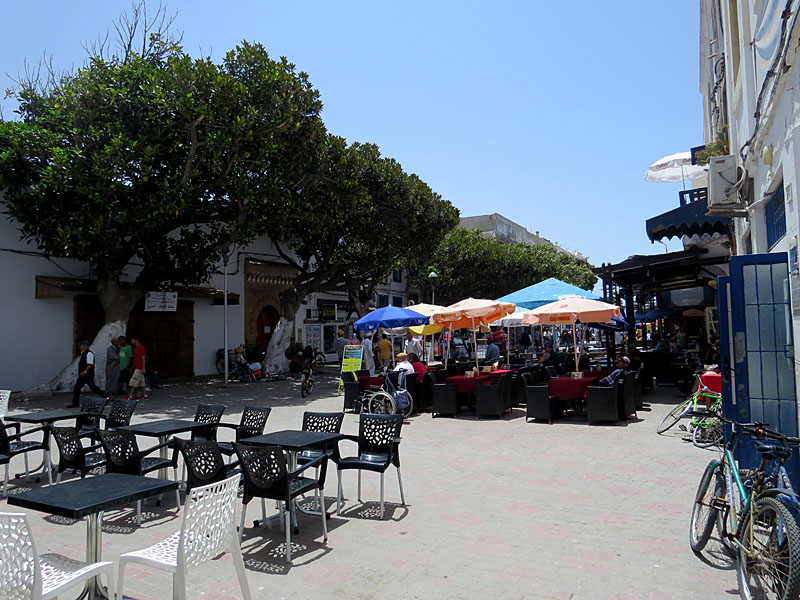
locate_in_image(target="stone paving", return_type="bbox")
[2,373,740,599]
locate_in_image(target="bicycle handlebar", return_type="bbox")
[686,410,800,445]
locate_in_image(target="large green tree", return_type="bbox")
[0,39,324,388]
[406,228,597,305]
[261,135,459,370]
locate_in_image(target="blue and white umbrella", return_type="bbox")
[354,305,428,331]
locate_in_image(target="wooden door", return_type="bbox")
[127,300,195,378]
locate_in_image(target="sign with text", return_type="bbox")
[338,344,364,393]
[145,291,178,312]
[322,304,336,320]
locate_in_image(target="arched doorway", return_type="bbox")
[255,305,280,351]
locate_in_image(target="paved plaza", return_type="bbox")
[3,374,738,599]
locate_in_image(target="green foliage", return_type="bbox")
[406,228,597,305]
[269,135,460,313]
[695,127,729,165]
[0,41,324,292]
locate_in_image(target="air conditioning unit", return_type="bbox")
[707,154,747,216]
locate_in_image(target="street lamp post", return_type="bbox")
[428,270,438,305]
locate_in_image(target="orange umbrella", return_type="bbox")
[523,297,621,371]
[431,298,516,367]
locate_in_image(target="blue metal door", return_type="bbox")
[721,252,798,481]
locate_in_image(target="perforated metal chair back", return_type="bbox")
[76,397,108,433]
[191,404,226,442]
[358,413,403,462]
[105,397,138,429]
[234,444,289,504]
[302,411,344,434]
[98,429,142,475]
[236,406,271,441]
[179,439,230,495]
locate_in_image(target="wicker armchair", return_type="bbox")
[586,381,620,424]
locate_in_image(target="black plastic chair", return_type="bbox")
[618,372,637,420]
[98,429,181,522]
[475,375,509,418]
[633,372,644,411]
[343,381,362,412]
[431,382,457,417]
[417,372,436,412]
[190,404,226,442]
[75,397,108,439]
[545,366,559,379]
[337,413,404,520]
[84,397,138,442]
[524,384,563,424]
[0,418,49,496]
[50,426,106,482]
[217,406,272,457]
[178,439,239,498]
[234,443,328,563]
[586,381,620,424]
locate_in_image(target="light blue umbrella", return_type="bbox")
[497,278,600,310]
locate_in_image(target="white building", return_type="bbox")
[698,0,800,457]
[0,210,419,391]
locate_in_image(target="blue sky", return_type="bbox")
[1,1,699,266]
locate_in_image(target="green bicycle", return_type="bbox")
[657,373,722,436]
[689,411,800,600]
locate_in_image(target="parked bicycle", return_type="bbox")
[657,373,722,437]
[688,410,800,600]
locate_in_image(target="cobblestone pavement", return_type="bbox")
[3,373,739,599]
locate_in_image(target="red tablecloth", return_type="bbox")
[549,376,600,401]
[581,369,608,378]
[700,372,722,394]
[358,375,385,391]
[446,374,493,394]
[485,369,513,380]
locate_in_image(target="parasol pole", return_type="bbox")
[472,317,479,370]
[573,322,579,372]
[445,323,452,369]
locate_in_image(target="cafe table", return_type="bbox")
[8,472,178,600]
[548,376,602,411]
[242,430,343,530]
[5,408,95,485]
[485,369,514,381]
[445,374,493,394]
[121,419,211,478]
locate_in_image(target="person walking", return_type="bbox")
[128,336,147,400]
[68,339,106,408]
[404,331,423,359]
[377,333,392,367]
[104,337,121,396]
[112,335,133,400]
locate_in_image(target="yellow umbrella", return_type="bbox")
[407,303,444,335]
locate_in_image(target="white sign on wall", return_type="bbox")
[145,291,178,312]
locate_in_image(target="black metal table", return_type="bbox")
[5,408,92,485]
[245,430,342,528]
[8,473,177,599]
[121,419,211,478]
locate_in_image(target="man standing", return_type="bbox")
[404,331,423,359]
[334,329,347,365]
[68,339,106,408]
[377,333,392,367]
[104,337,121,396]
[361,332,375,374]
[128,336,147,400]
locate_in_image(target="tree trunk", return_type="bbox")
[262,287,302,373]
[28,278,143,392]
[348,287,373,318]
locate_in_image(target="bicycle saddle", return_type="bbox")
[755,441,792,461]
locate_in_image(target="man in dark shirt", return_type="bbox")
[68,339,106,407]
[597,356,630,386]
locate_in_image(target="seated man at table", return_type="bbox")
[484,335,500,362]
[393,352,415,376]
[408,353,427,376]
[596,356,630,386]
[536,342,559,369]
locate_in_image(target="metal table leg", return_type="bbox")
[77,511,108,600]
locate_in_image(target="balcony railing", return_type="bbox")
[678,187,708,206]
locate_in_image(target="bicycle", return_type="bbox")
[692,400,724,448]
[688,410,800,600]
[300,361,315,397]
[657,373,722,435]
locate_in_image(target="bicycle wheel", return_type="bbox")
[369,391,396,414]
[401,390,414,418]
[693,417,724,448]
[216,357,225,375]
[657,399,691,434]
[300,376,308,398]
[691,460,725,552]
[305,377,314,396]
[737,496,800,600]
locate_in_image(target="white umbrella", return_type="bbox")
[644,151,707,188]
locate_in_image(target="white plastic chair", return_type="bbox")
[0,512,115,600]
[0,390,10,419]
[117,473,251,600]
